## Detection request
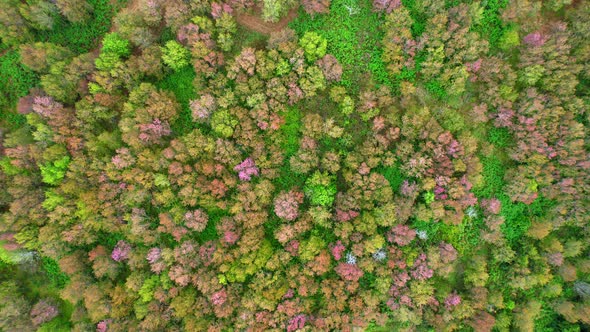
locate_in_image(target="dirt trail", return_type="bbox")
[236,6,299,34]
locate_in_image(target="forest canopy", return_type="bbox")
[0,0,589,331]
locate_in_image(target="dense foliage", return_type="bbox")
[1,0,589,331]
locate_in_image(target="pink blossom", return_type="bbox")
[411,263,434,280]
[138,118,171,143]
[466,58,482,73]
[211,2,233,19]
[223,231,239,245]
[185,209,209,232]
[523,31,546,47]
[111,240,131,262]
[97,320,109,332]
[274,191,304,221]
[32,96,62,118]
[400,180,419,198]
[447,140,463,158]
[373,0,401,13]
[546,252,564,267]
[411,253,433,280]
[386,298,400,310]
[434,186,447,200]
[334,209,359,222]
[481,198,501,215]
[211,289,228,306]
[330,241,346,261]
[30,300,59,326]
[283,289,295,299]
[444,293,461,309]
[285,240,299,256]
[439,242,458,263]
[399,295,413,307]
[494,108,515,128]
[234,158,259,181]
[146,247,162,264]
[287,314,306,332]
[190,94,216,120]
[387,225,416,246]
[334,262,364,282]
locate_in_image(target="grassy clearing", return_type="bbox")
[289,0,392,92]
[37,0,125,54]
[156,67,199,136]
[232,26,269,54]
[0,50,37,129]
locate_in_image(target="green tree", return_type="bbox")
[304,171,337,206]
[161,40,190,72]
[299,32,327,62]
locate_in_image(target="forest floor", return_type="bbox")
[237,6,299,34]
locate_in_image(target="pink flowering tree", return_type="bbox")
[111,240,131,262]
[330,241,346,261]
[184,209,209,232]
[287,314,306,332]
[211,289,228,306]
[190,94,216,121]
[274,190,304,221]
[387,224,416,246]
[411,253,433,280]
[372,0,400,13]
[234,158,259,181]
[481,198,501,215]
[444,292,461,309]
[97,320,110,332]
[138,118,171,144]
[334,262,364,282]
[302,0,330,15]
[438,242,458,263]
[30,299,59,326]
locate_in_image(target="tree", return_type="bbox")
[0,281,33,331]
[302,0,330,15]
[304,171,337,206]
[20,1,58,31]
[55,0,92,22]
[0,0,33,46]
[299,32,327,62]
[211,109,239,138]
[274,190,304,221]
[316,54,342,81]
[20,43,73,73]
[30,299,59,326]
[161,40,190,71]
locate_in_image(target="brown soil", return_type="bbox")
[236,6,299,34]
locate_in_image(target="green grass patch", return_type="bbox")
[198,207,229,243]
[232,26,268,54]
[156,67,199,136]
[377,164,404,194]
[401,0,428,38]
[471,0,510,51]
[41,256,70,289]
[289,0,393,91]
[278,107,302,158]
[0,50,38,129]
[37,0,122,54]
